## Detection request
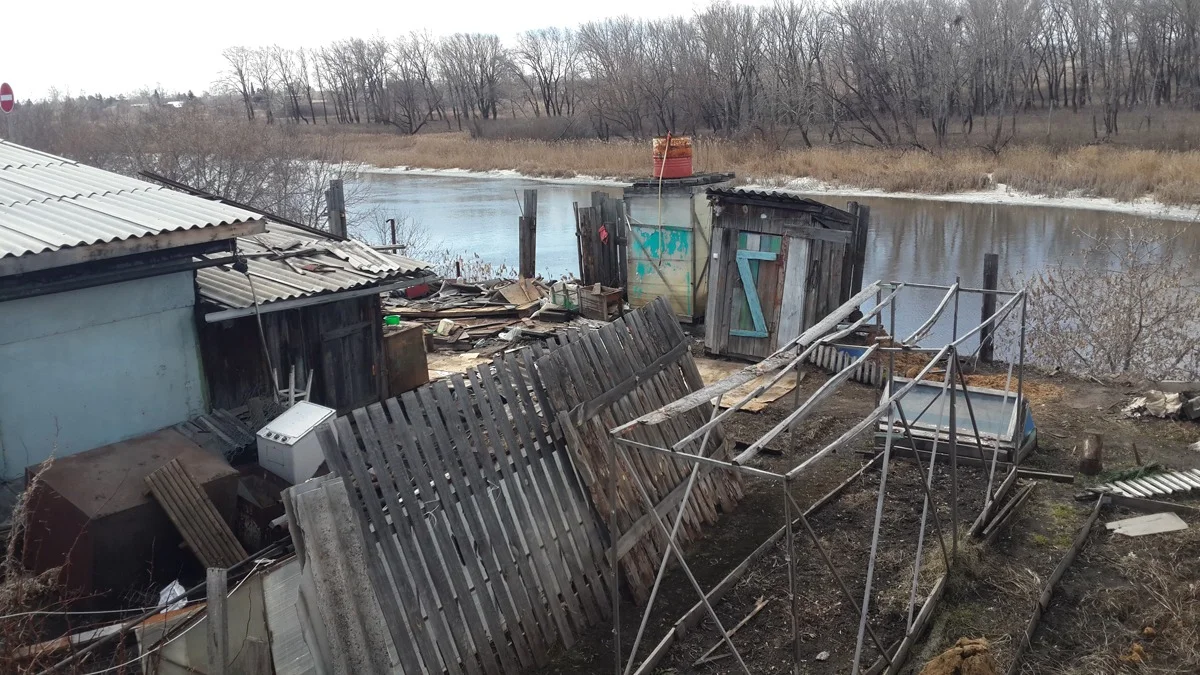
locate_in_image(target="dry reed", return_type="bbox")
[308,128,1200,206]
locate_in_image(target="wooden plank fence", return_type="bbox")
[535,298,743,604]
[319,353,611,674]
[575,192,628,290]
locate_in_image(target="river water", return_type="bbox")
[350,171,1199,343]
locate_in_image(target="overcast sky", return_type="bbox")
[3,0,743,101]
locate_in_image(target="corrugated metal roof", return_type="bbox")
[707,187,856,224]
[197,222,434,310]
[0,140,261,260]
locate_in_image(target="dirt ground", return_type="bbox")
[535,350,1200,674]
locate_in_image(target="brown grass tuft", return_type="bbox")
[299,126,1200,206]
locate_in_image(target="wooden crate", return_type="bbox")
[580,285,623,321]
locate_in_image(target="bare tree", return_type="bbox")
[249,47,276,123]
[387,32,444,134]
[1019,226,1200,379]
[271,46,308,123]
[219,46,256,121]
[514,28,579,116]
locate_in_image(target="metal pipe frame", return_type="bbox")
[608,280,1030,674]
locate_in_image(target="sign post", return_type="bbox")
[1,83,13,140]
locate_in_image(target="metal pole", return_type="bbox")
[1015,292,1028,464]
[948,350,960,561]
[852,402,896,675]
[616,445,752,674]
[786,492,893,666]
[785,479,799,674]
[622,398,723,675]
[610,440,621,675]
[951,276,961,342]
[893,403,952,549]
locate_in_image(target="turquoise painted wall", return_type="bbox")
[0,272,207,479]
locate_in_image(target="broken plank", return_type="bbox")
[983,482,1037,545]
[1105,511,1188,537]
[692,596,770,666]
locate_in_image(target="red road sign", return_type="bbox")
[0,83,13,114]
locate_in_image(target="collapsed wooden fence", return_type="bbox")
[536,298,742,603]
[319,298,736,672]
[320,351,611,675]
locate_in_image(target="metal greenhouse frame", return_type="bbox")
[606,279,1030,675]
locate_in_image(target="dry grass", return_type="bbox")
[306,126,1200,206]
[1031,525,1200,675]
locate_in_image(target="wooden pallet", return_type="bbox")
[145,458,246,568]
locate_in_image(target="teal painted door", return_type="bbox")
[729,233,782,339]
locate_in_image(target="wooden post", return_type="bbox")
[206,567,229,675]
[388,218,397,246]
[326,179,346,239]
[979,253,999,362]
[519,189,538,279]
[848,202,870,297]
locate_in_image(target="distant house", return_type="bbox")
[0,140,266,479]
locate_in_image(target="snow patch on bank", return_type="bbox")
[745,175,1200,223]
[358,164,1200,222]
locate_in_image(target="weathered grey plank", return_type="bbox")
[464,369,577,646]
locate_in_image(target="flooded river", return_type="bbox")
[350,171,1199,343]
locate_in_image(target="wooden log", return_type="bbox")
[1079,433,1103,476]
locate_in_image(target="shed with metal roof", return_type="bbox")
[704,188,870,361]
[192,220,437,413]
[0,140,267,479]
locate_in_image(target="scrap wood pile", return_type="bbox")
[1123,382,1200,422]
[385,277,621,354]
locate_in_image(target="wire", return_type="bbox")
[242,264,281,399]
[0,601,199,621]
[74,559,273,675]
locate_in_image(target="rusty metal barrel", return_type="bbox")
[652,136,693,179]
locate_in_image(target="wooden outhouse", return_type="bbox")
[623,173,734,322]
[704,189,869,361]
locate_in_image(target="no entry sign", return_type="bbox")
[0,83,13,114]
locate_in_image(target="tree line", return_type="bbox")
[210,0,1200,149]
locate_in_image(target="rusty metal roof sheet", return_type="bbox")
[196,223,435,310]
[707,187,856,223]
[0,140,261,261]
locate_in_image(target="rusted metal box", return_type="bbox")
[384,321,429,396]
[23,428,240,604]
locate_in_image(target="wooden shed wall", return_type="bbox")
[705,201,856,361]
[199,294,384,413]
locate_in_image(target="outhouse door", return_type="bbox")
[719,230,814,360]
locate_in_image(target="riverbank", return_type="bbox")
[356,159,1200,223]
[319,129,1200,216]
